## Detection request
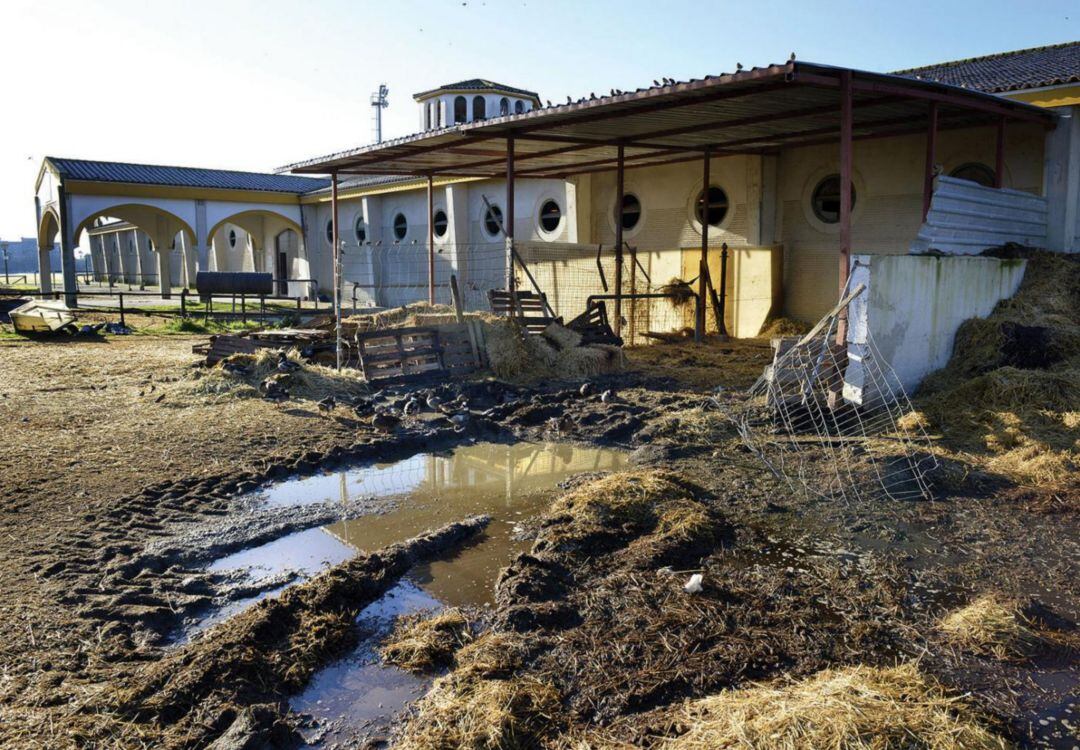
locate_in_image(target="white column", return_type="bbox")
[156,246,172,298]
[37,246,53,293]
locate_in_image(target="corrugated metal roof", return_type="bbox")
[48,157,329,194]
[895,41,1080,93]
[413,78,540,101]
[284,61,1055,180]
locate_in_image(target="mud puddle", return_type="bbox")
[193,441,626,743]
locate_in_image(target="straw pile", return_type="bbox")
[381,608,473,672]
[177,349,369,403]
[664,663,1008,749]
[939,595,1039,660]
[343,302,460,332]
[481,315,624,382]
[911,252,1080,488]
[660,278,697,308]
[759,316,811,338]
[395,632,560,750]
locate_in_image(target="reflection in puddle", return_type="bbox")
[195,441,625,744]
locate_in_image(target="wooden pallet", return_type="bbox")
[566,300,623,346]
[202,334,268,365]
[488,289,557,335]
[357,326,446,384]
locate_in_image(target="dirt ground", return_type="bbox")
[0,332,1077,749]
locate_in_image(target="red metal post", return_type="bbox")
[696,146,711,343]
[922,101,938,220]
[427,175,435,304]
[614,144,625,337]
[505,136,515,293]
[331,171,342,370]
[994,116,1006,189]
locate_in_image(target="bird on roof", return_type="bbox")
[566,95,572,104]
[736,63,743,71]
[653,79,661,86]
[789,52,796,61]
[589,92,596,99]
[545,100,551,107]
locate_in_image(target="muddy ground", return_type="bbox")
[0,334,1076,748]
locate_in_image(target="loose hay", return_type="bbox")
[939,595,1038,660]
[659,278,697,308]
[914,252,1080,491]
[481,316,624,382]
[381,608,473,672]
[758,316,811,338]
[177,349,370,404]
[665,663,1008,749]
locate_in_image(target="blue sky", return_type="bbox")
[1,0,1076,237]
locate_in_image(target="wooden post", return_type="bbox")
[922,101,938,221]
[628,243,637,346]
[994,116,1006,189]
[614,144,625,338]
[331,171,342,370]
[695,146,711,343]
[451,273,481,367]
[505,136,516,294]
[717,242,729,338]
[427,175,435,304]
[838,71,854,345]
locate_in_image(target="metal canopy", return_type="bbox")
[285,61,1056,180]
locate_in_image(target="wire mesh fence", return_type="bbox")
[721,285,938,504]
[340,240,692,346]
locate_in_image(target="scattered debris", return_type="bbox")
[939,595,1041,660]
[380,608,473,673]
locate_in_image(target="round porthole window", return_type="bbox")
[539,199,562,233]
[618,193,642,231]
[695,186,729,228]
[810,175,856,225]
[354,212,367,244]
[949,162,996,188]
[228,229,237,248]
[484,205,503,237]
[432,209,448,239]
[392,213,408,241]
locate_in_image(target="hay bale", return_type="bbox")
[665,663,1007,749]
[380,609,472,673]
[939,595,1039,659]
[759,316,811,338]
[481,316,622,382]
[543,322,583,351]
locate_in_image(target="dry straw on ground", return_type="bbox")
[912,252,1079,490]
[939,595,1039,660]
[395,632,560,750]
[177,349,370,403]
[759,316,811,338]
[481,315,624,381]
[664,663,1008,749]
[380,608,472,672]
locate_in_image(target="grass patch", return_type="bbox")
[664,663,1007,749]
[381,609,472,673]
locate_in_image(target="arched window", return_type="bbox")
[539,199,562,233]
[454,96,467,124]
[483,205,503,237]
[950,162,996,188]
[810,175,856,224]
[325,220,334,245]
[424,102,431,130]
[499,97,510,116]
[514,100,525,114]
[392,213,408,241]
[435,101,442,128]
[618,194,642,230]
[354,211,367,244]
[432,209,448,239]
[695,186,729,228]
[473,95,486,120]
[229,229,237,248]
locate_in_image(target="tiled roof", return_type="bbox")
[47,157,329,194]
[894,41,1080,93]
[414,78,540,101]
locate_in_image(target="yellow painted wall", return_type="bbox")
[1003,84,1080,108]
[679,245,783,338]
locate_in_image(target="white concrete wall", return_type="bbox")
[845,254,1028,395]
[911,175,1048,254]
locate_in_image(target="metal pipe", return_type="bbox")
[922,101,938,220]
[614,144,625,337]
[332,171,342,370]
[427,175,435,304]
[838,70,854,344]
[505,135,516,293]
[696,146,711,343]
